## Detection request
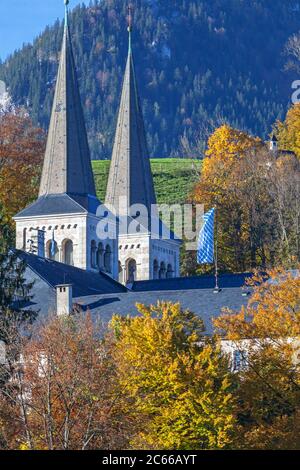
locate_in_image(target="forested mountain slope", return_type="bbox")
[0,0,299,159]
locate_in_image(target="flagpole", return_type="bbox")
[214,207,219,292]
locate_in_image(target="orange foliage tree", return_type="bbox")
[214,269,300,449]
[0,314,130,450]
[0,113,44,224]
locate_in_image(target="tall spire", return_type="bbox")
[105,6,156,216]
[128,4,133,54]
[39,0,96,198]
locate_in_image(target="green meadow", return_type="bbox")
[92,159,202,204]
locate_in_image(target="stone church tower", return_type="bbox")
[14,1,118,280]
[105,18,181,284]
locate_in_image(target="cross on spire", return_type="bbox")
[127,4,133,53]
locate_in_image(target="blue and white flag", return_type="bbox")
[197,208,215,264]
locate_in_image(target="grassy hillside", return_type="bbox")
[92,158,201,204]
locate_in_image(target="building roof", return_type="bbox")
[14,193,102,218]
[75,284,250,335]
[131,273,253,291]
[38,6,96,198]
[17,250,127,297]
[270,134,278,142]
[14,194,88,218]
[18,251,251,335]
[105,28,156,218]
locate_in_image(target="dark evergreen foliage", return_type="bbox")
[0,206,37,344]
[0,0,299,159]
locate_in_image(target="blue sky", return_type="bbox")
[0,0,85,60]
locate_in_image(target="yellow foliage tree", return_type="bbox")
[214,269,300,449]
[276,103,300,159]
[191,124,300,273]
[205,124,261,162]
[192,125,263,272]
[111,301,236,450]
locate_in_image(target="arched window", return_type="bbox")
[46,239,59,262]
[91,240,97,268]
[97,243,104,270]
[166,264,174,279]
[126,258,137,284]
[104,245,112,273]
[159,262,166,279]
[62,239,74,266]
[153,259,159,280]
[118,261,123,283]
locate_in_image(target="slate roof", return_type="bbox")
[132,273,253,292]
[14,194,87,218]
[75,286,250,335]
[17,251,127,298]
[17,251,251,335]
[14,193,102,218]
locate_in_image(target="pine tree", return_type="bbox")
[0,204,37,345]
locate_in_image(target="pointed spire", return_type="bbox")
[39,0,96,198]
[105,7,156,216]
[128,4,133,54]
[64,0,69,27]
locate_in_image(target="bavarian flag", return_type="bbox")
[197,208,215,264]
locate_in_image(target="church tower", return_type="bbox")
[14,0,118,279]
[105,9,181,284]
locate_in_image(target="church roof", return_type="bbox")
[18,251,252,335]
[17,250,127,298]
[38,4,96,198]
[131,273,252,292]
[105,27,156,217]
[14,194,87,218]
[14,193,102,218]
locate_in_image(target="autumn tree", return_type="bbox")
[0,314,130,450]
[0,113,44,224]
[111,301,236,450]
[191,124,300,273]
[214,269,300,449]
[276,104,300,159]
